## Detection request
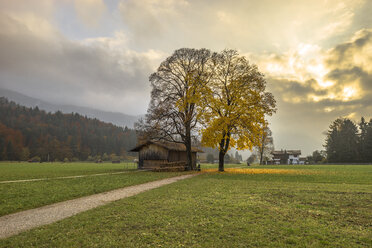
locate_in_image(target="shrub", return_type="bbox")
[102,153,109,161]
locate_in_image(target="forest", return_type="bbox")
[325,117,372,163]
[0,97,137,162]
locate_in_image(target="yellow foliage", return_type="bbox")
[203,168,318,175]
[175,71,206,122]
[199,50,276,153]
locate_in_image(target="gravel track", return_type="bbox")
[0,174,197,239]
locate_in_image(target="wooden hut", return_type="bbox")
[130,140,202,171]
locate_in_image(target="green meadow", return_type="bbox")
[0,162,138,181]
[0,163,371,247]
[0,162,189,216]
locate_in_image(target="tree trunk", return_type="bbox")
[218,150,225,172]
[259,147,264,165]
[185,125,193,171]
[218,133,230,172]
[259,132,265,165]
[185,139,193,170]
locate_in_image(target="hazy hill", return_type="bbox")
[0,97,137,161]
[0,88,142,128]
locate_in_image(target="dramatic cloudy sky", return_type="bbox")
[0,0,371,156]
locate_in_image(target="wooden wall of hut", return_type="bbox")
[143,160,168,169]
[138,144,168,168]
[168,151,184,162]
[168,151,197,168]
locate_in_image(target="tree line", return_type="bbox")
[325,117,372,163]
[206,150,243,164]
[137,48,276,171]
[0,97,137,162]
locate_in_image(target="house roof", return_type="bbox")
[272,150,301,155]
[129,140,203,153]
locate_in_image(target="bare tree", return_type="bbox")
[255,125,274,165]
[136,48,212,170]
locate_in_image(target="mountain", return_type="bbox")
[0,88,142,128]
[0,97,137,161]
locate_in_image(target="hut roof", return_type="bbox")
[271,150,301,155]
[130,140,203,153]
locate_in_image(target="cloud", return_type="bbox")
[0,0,55,18]
[324,29,372,101]
[0,12,162,115]
[118,0,188,39]
[259,28,372,105]
[259,28,372,154]
[117,0,366,53]
[325,28,372,73]
[315,1,356,40]
[73,0,107,29]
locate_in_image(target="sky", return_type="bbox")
[0,0,371,156]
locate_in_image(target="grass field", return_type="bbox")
[0,162,138,181]
[0,164,371,247]
[0,162,191,216]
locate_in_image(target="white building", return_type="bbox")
[271,150,302,164]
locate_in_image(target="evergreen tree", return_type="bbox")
[359,117,372,162]
[311,150,325,164]
[325,118,359,163]
[363,119,372,162]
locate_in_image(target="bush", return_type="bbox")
[110,154,120,162]
[87,155,95,161]
[63,157,69,163]
[102,153,109,161]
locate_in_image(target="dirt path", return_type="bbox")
[0,174,197,239]
[0,171,139,184]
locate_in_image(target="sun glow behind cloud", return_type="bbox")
[259,29,371,107]
[260,43,325,81]
[342,86,357,101]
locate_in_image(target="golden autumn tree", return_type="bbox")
[200,50,276,171]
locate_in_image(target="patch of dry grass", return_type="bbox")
[203,168,320,175]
